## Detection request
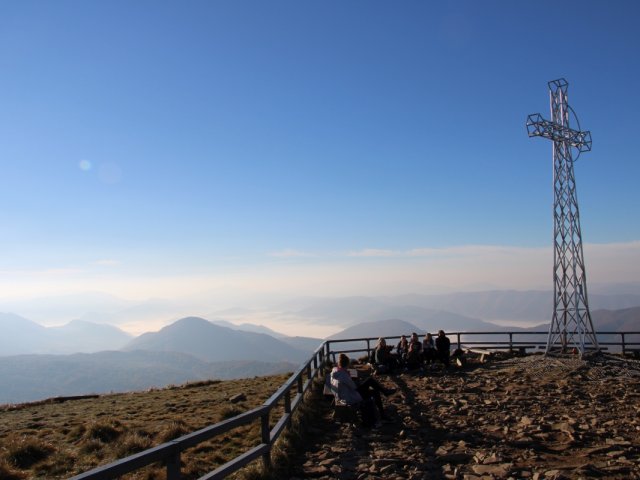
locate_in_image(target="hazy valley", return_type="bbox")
[1,288,639,404]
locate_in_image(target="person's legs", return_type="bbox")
[425,349,435,365]
[358,377,395,396]
[361,390,384,418]
[438,350,450,367]
[357,377,396,420]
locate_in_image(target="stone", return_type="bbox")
[471,463,512,477]
[228,393,246,403]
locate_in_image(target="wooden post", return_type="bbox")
[261,412,271,471]
[285,389,292,414]
[166,451,181,480]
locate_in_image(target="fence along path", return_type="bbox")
[68,330,640,480]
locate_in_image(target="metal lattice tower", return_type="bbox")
[526,78,600,356]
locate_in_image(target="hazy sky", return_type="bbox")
[1,1,639,307]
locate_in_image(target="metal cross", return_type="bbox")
[526,78,599,356]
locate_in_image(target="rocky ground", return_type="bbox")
[286,353,640,480]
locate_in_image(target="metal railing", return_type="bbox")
[69,330,640,480]
[324,331,640,360]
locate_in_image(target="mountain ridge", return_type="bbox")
[122,316,311,363]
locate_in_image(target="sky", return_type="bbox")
[1,1,639,330]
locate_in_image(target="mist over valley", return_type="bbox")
[1,287,639,404]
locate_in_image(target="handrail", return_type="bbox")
[68,330,640,480]
[325,331,640,360]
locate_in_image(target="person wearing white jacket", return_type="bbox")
[330,353,396,424]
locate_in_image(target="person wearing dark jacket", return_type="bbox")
[435,330,451,367]
[405,332,423,370]
[396,335,409,366]
[374,337,397,373]
[422,332,436,365]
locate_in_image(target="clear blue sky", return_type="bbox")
[1,1,639,307]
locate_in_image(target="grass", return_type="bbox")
[0,374,293,479]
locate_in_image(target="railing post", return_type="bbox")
[261,410,271,471]
[621,332,626,355]
[285,388,292,414]
[509,332,514,353]
[166,451,181,480]
[456,332,461,349]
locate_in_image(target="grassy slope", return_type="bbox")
[0,374,292,480]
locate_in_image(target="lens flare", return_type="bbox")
[79,159,92,171]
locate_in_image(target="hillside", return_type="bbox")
[0,373,291,479]
[0,350,296,405]
[591,306,640,331]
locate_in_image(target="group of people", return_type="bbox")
[327,331,454,428]
[374,330,451,373]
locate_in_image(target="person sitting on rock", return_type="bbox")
[405,332,423,370]
[374,337,398,373]
[422,332,436,366]
[330,353,396,425]
[435,330,451,367]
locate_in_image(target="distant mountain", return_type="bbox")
[325,308,640,357]
[280,291,640,329]
[0,315,132,356]
[279,336,324,353]
[290,296,388,322]
[374,291,552,324]
[328,319,424,340]
[0,350,295,404]
[123,317,311,363]
[209,319,239,329]
[0,292,132,323]
[210,319,287,338]
[385,291,640,324]
[515,307,640,333]
[279,296,495,330]
[592,306,640,331]
[0,313,48,355]
[326,319,425,356]
[46,320,133,353]
[384,308,492,332]
[235,322,287,337]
